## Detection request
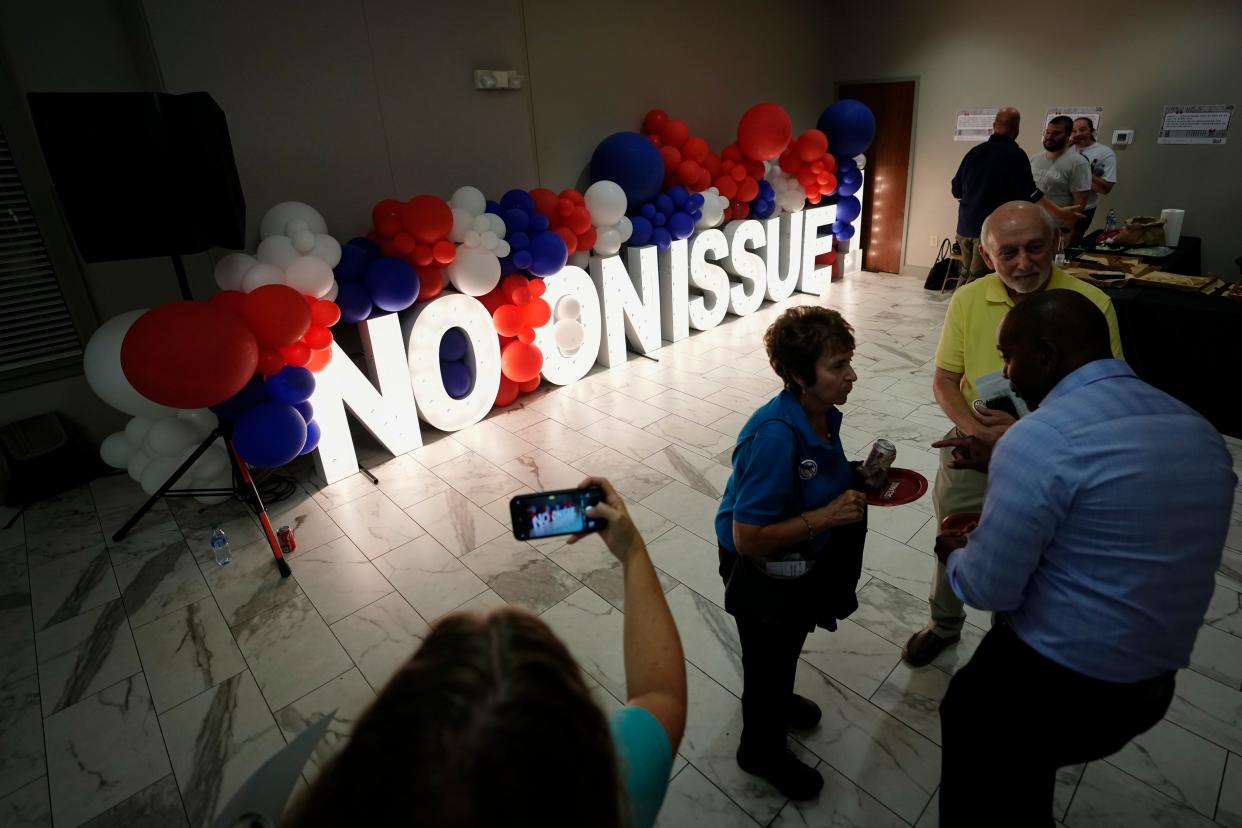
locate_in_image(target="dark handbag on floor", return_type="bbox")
[923,238,958,290]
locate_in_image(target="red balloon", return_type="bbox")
[703,152,722,178]
[559,189,585,206]
[566,206,592,235]
[501,273,528,302]
[732,201,750,219]
[660,145,682,173]
[797,168,818,188]
[577,225,597,250]
[432,240,456,265]
[257,348,284,376]
[493,305,522,337]
[479,285,508,314]
[555,198,574,218]
[243,284,312,348]
[722,143,743,163]
[501,340,543,383]
[737,176,759,203]
[528,279,546,298]
[692,171,711,192]
[823,154,838,174]
[815,250,838,266]
[306,346,333,373]
[648,134,662,147]
[417,266,444,302]
[810,160,825,174]
[393,233,416,255]
[377,218,401,239]
[401,195,453,244]
[310,300,341,328]
[553,226,578,256]
[820,174,837,193]
[530,187,558,217]
[681,136,709,163]
[413,244,434,267]
[661,119,689,148]
[744,158,765,180]
[304,325,333,350]
[380,239,398,258]
[642,109,669,135]
[518,376,541,393]
[517,327,536,344]
[730,165,746,183]
[521,297,551,328]
[209,290,246,317]
[280,341,311,367]
[779,150,801,175]
[371,198,403,228]
[797,129,829,162]
[677,160,700,186]
[714,176,738,200]
[121,301,259,409]
[737,102,793,161]
[495,375,519,407]
[511,287,532,306]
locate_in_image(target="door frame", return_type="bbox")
[834,76,920,275]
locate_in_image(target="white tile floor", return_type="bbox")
[2,271,1241,827]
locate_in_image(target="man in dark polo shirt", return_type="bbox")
[951,108,1081,282]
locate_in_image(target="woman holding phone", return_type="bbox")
[715,305,868,800]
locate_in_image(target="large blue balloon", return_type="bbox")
[817,100,876,158]
[336,280,373,324]
[835,196,862,223]
[440,359,473,399]
[264,366,316,405]
[294,401,314,422]
[832,220,857,240]
[590,132,664,206]
[528,231,568,277]
[500,189,536,214]
[365,258,420,313]
[334,241,370,282]
[210,375,269,420]
[234,401,307,468]
[440,328,468,361]
[298,420,321,456]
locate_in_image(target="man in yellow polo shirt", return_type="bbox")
[902,200,1123,667]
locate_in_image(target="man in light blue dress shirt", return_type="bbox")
[930,290,1236,826]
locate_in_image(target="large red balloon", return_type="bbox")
[209,290,246,317]
[520,298,551,328]
[501,341,543,383]
[493,305,522,337]
[401,195,453,244]
[495,375,519,407]
[737,103,793,161]
[242,284,312,348]
[121,301,258,409]
[796,129,829,162]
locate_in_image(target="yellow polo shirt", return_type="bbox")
[934,267,1124,405]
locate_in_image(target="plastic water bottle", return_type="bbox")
[210,528,231,566]
[1104,209,1118,233]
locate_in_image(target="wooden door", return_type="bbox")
[838,81,915,274]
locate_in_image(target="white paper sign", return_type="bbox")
[1158,104,1233,144]
[1044,106,1103,129]
[954,108,998,142]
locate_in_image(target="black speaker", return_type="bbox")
[27,91,246,262]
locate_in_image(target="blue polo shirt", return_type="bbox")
[715,390,853,555]
[951,133,1044,237]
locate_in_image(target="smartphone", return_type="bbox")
[980,395,1020,420]
[510,486,607,541]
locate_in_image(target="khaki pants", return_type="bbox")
[954,235,990,283]
[928,427,988,636]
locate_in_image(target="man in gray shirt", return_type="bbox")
[1030,116,1091,221]
[1069,117,1118,243]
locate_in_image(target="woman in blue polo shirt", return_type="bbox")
[716,305,868,801]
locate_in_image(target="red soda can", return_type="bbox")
[277,525,296,555]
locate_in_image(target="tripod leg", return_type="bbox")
[226,438,292,578]
[113,427,222,542]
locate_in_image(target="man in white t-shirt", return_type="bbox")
[1070,117,1118,243]
[1030,117,1091,249]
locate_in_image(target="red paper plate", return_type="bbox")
[864,467,928,507]
[940,512,981,535]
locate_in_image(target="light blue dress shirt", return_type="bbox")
[947,359,1236,683]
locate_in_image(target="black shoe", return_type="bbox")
[736,744,824,800]
[902,628,960,668]
[787,694,821,730]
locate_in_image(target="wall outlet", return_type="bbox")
[930,235,939,248]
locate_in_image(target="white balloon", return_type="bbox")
[291,229,317,253]
[696,189,727,229]
[472,215,491,234]
[214,253,257,292]
[83,311,176,418]
[445,246,502,296]
[190,445,229,482]
[285,256,335,298]
[124,416,155,446]
[140,456,183,496]
[594,227,622,256]
[555,295,582,320]
[241,263,286,293]
[145,417,199,457]
[585,180,627,226]
[464,230,481,248]
[256,235,300,269]
[450,185,487,216]
[485,213,506,237]
[127,448,154,480]
[178,408,219,438]
[99,432,135,469]
[480,230,499,248]
[554,318,585,354]
[309,234,341,267]
[450,208,474,243]
[853,153,867,170]
[494,239,511,258]
[568,250,590,269]
[287,219,310,236]
[615,216,633,243]
[260,202,327,239]
[324,281,339,302]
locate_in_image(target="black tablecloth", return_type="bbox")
[1103,284,1241,437]
[1073,233,1202,277]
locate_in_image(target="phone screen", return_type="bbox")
[510,486,607,541]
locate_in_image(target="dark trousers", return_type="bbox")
[735,614,809,753]
[939,620,1174,827]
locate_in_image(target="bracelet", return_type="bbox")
[799,512,816,540]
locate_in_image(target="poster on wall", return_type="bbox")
[954,108,998,141]
[1044,106,1103,128]
[1158,104,1232,144]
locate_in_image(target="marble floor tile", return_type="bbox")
[0,675,43,799]
[511,419,604,464]
[450,420,537,467]
[1205,584,1242,637]
[664,584,743,696]
[132,596,247,714]
[1164,668,1242,754]
[862,532,935,604]
[642,446,731,499]
[80,774,186,827]
[160,670,286,828]
[1104,719,1226,817]
[232,593,352,711]
[36,599,140,716]
[641,480,721,544]
[579,418,671,462]
[551,375,612,403]
[484,399,548,433]
[275,668,375,783]
[0,777,50,828]
[409,433,469,467]
[300,469,380,512]
[850,577,936,648]
[585,391,668,429]
[571,447,672,501]
[114,542,209,628]
[367,453,447,509]
[1213,548,1241,592]
[770,760,908,827]
[645,415,735,460]
[104,518,185,568]
[541,587,628,702]
[330,591,429,691]
[868,503,934,546]
[799,618,902,700]
[44,674,170,828]
[1189,622,1242,688]
[446,588,509,618]
[654,765,755,828]
[181,515,263,568]
[264,494,345,558]
[0,565,37,688]
[1064,761,1217,828]
[373,535,488,621]
[201,536,303,627]
[529,391,610,429]
[645,389,731,425]
[1218,751,1242,827]
[589,370,670,401]
[544,533,678,611]
[28,543,118,630]
[404,489,507,557]
[645,525,726,609]
[704,386,768,416]
[703,365,782,397]
[167,496,254,536]
[460,536,580,614]
[327,491,424,560]
[929,620,987,677]
[869,661,952,745]
[707,411,748,438]
[500,450,587,492]
[287,536,393,625]
[639,368,727,400]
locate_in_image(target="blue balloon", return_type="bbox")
[333,243,369,282]
[294,401,314,422]
[838,179,861,198]
[234,401,307,468]
[639,203,656,220]
[817,100,876,158]
[832,220,857,240]
[298,420,321,456]
[667,211,695,239]
[836,155,858,175]
[629,215,654,247]
[652,228,672,251]
[690,209,702,222]
[365,258,420,313]
[835,196,862,223]
[841,167,862,187]
[500,189,535,213]
[753,200,776,220]
[210,375,269,420]
[589,131,665,206]
[688,193,705,210]
[440,359,473,399]
[440,328,468,361]
[336,281,372,324]
[485,199,502,215]
[503,208,529,234]
[668,186,689,210]
[265,366,316,405]
[508,231,530,251]
[513,250,533,270]
[528,231,568,277]
[655,193,674,216]
[652,212,666,227]
[530,213,549,233]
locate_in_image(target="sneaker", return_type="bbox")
[787,694,821,730]
[902,628,960,668]
[736,744,824,800]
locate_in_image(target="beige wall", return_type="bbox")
[831,0,1242,277]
